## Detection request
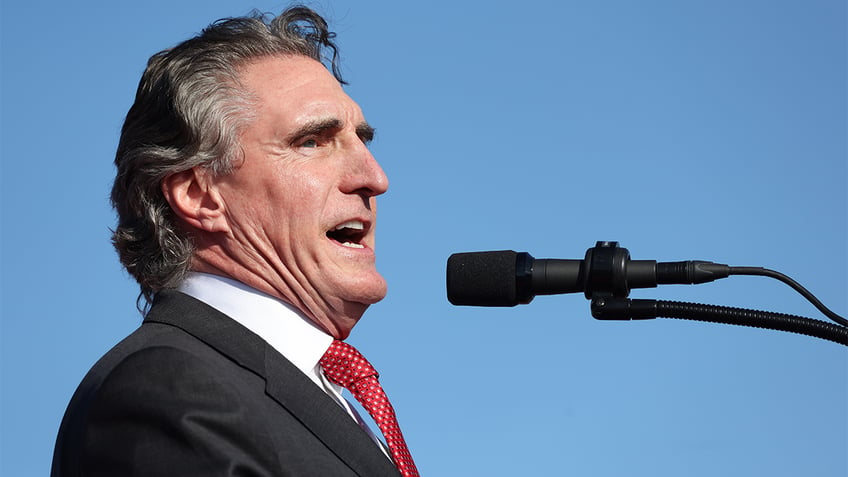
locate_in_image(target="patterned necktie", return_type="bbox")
[320,340,420,477]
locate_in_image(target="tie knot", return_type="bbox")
[320,340,379,388]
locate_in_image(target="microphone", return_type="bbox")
[446,241,731,306]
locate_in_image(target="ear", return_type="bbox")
[161,168,230,233]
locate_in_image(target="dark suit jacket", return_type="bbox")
[51,290,402,476]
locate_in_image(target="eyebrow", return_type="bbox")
[290,118,375,143]
[291,118,341,140]
[356,122,375,143]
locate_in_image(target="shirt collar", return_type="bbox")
[177,272,333,382]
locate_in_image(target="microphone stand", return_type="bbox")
[590,296,848,346]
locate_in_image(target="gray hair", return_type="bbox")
[111,6,345,310]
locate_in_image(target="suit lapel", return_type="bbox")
[145,290,400,477]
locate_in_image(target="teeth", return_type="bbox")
[333,220,364,231]
[329,220,366,249]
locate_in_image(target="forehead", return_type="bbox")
[238,55,363,125]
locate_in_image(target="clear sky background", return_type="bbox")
[2,1,846,476]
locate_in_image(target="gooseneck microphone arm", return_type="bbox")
[591,297,848,346]
[446,241,848,346]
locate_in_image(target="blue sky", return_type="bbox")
[2,1,846,476]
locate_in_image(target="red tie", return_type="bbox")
[320,340,420,477]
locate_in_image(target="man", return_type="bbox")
[51,7,417,476]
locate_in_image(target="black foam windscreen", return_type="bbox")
[446,250,519,306]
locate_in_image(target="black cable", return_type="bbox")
[729,267,848,327]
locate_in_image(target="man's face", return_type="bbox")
[213,55,389,338]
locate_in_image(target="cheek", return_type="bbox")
[285,169,337,212]
[229,162,337,236]
[280,178,326,222]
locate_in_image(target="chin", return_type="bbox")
[323,267,387,314]
[348,274,388,305]
[359,281,388,305]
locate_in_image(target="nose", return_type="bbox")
[342,141,389,198]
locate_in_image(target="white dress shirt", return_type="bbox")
[177,272,388,455]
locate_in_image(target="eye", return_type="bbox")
[300,138,318,148]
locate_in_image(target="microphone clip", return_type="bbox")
[583,241,634,299]
[584,242,655,321]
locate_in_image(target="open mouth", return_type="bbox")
[326,220,367,249]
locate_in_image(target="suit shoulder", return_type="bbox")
[72,321,261,408]
[75,322,210,384]
[52,325,276,476]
